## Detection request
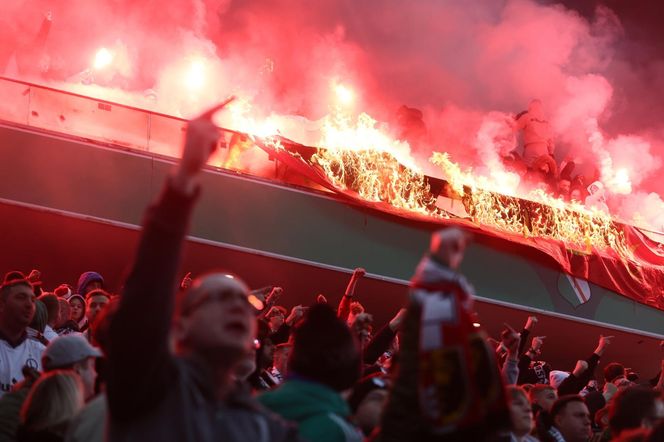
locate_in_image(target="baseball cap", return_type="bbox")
[42,335,103,371]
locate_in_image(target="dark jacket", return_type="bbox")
[107,181,299,442]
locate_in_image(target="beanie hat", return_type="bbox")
[289,303,361,391]
[54,284,73,300]
[549,370,570,390]
[76,271,104,295]
[348,374,389,413]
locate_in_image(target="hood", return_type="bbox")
[76,271,104,295]
[258,379,350,422]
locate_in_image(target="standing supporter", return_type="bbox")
[248,320,278,391]
[337,268,366,325]
[270,305,305,345]
[42,335,102,401]
[259,303,363,442]
[547,395,592,442]
[375,228,511,441]
[608,386,664,439]
[556,335,613,396]
[75,272,104,297]
[348,374,389,438]
[503,386,538,442]
[106,101,300,442]
[27,300,49,346]
[83,290,110,341]
[270,342,292,385]
[530,384,558,439]
[37,293,60,342]
[0,277,44,396]
[55,299,78,335]
[17,371,84,442]
[67,295,86,332]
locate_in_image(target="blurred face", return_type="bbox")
[0,284,36,330]
[510,393,534,436]
[57,300,70,327]
[69,298,85,322]
[570,189,582,201]
[74,357,97,400]
[533,388,557,413]
[177,275,256,362]
[555,401,591,442]
[355,389,388,436]
[86,295,109,324]
[558,180,571,195]
[268,313,284,331]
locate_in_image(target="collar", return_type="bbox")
[0,328,28,348]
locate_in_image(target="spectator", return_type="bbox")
[530,384,557,440]
[548,395,592,442]
[337,268,366,326]
[67,295,86,332]
[0,277,44,396]
[609,386,664,438]
[504,386,538,442]
[266,305,287,333]
[106,101,299,441]
[604,362,634,390]
[259,303,363,442]
[513,99,555,168]
[375,229,511,441]
[17,371,84,442]
[42,335,102,401]
[270,342,292,385]
[55,299,78,335]
[348,374,389,437]
[75,272,104,297]
[38,293,60,342]
[65,300,119,442]
[27,299,49,346]
[0,367,41,442]
[83,290,110,341]
[248,320,278,391]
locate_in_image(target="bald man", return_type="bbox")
[107,100,299,442]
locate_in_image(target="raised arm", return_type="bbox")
[337,267,365,322]
[107,99,233,421]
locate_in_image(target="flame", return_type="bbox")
[310,111,438,214]
[333,82,355,107]
[430,152,632,257]
[93,48,113,70]
[184,58,207,91]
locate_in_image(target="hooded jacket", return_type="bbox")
[259,379,362,442]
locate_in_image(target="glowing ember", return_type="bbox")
[333,83,355,107]
[93,47,113,70]
[184,58,207,91]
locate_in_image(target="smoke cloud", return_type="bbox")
[1,0,663,229]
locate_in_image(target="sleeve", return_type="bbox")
[337,295,352,323]
[558,353,600,396]
[517,354,532,385]
[502,358,519,386]
[518,329,530,356]
[107,180,199,421]
[364,323,396,365]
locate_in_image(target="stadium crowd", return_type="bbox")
[0,103,662,442]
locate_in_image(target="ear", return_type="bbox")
[172,315,188,343]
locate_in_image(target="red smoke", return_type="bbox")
[1,0,663,229]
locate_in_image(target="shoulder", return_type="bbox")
[300,413,362,442]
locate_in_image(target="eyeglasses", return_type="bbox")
[182,289,263,316]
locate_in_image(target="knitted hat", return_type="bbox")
[289,303,361,391]
[76,271,104,295]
